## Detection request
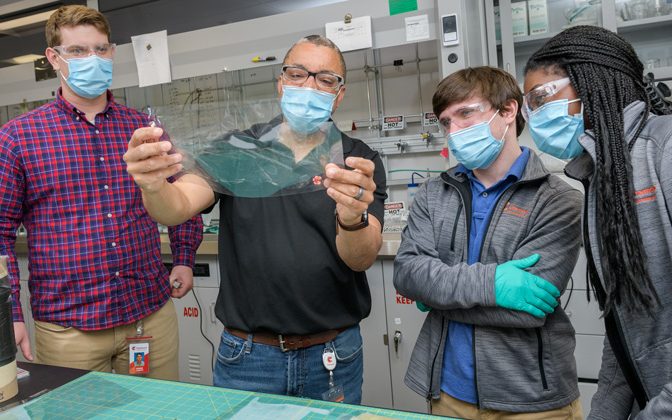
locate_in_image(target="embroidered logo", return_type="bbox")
[634,185,656,204]
[503,202,529,218]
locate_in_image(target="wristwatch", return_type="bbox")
[336,210,369,231]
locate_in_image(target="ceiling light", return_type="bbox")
[7,53,44,64]
[0,9,56,32]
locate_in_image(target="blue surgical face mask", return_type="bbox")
[280,86,337,135]
[528,99,584,159]
[60,55,113,99]
[448,111,509,170]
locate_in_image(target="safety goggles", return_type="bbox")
[52,43,117,59]
[522,77,572,121]
[439,102,498,132]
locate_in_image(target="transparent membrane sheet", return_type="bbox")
[147,99,344,198]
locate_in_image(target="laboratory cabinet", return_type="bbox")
[490,0,672,82]
[562,249,604,416]
[359,259,394,409]
[382,260,429,414]
[358,258,430,414]
[165,256,222,386]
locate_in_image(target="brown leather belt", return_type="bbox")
[226,327,346,352]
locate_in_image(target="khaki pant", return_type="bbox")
[35,300,178,381]
[432,392,583,420]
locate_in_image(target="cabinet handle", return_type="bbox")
[393,330,402,357]
[210,302,217,324]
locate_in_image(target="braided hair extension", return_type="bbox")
[525,26,665,316]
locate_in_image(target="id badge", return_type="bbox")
[321,348,344,402]
[127,336,151,375]
[322,384,345,403]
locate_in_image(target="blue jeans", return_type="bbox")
[213,325,363,404]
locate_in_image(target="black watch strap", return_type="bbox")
[336,210,369,231]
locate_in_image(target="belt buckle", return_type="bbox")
[278,334,288,352]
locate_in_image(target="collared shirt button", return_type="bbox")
[103,185,109,190]
[111,242,116,247]
[107,213,112,218]
[482,192,488,197]
[76,116,80,121]
[95,129,100,134]
[115,271,120,276]
[100,157,105,162]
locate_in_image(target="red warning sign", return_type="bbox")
[183,307,199,317]
[396,292,414,305]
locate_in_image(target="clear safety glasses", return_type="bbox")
[439,102,497,133]
[53,43,116,59]
[522,77,571,121]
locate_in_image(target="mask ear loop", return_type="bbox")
[488,110,509,142]
[56,53,71,85]
[329,86,343,109]
[499,123,510,142]
[567,98,582,117]
[486,110,499,125]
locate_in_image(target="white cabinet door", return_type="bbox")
[575,334,605,380]
[169,257,222,386]
[360,261,393,409]
[561,290,605,336]
[382,260,429,414]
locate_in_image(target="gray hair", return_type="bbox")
[282,35,347,83]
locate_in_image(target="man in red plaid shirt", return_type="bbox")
[0,5,202,380]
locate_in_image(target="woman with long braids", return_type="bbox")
[523,25,672,419]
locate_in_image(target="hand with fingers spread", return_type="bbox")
[494,254,560,318]
[123,127,184,193]
[323,156,377,227]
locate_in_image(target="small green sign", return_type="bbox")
[389,0,418,16]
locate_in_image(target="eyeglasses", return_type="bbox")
[439,103,495,132]
[281,65,344,92]
[53,43,116,59]
[522,77,571,120]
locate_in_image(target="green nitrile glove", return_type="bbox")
[416,301,431,312]
[494,254,560,318]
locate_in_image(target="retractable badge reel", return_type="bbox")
[127,320,152,375]
[321,348,344,402]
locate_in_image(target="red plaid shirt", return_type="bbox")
[0,91,203,330]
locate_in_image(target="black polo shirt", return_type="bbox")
[209,124,387,335]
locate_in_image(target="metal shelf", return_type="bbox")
[647,66,672,82]
[507,30,562,48]
[617,13,672,33]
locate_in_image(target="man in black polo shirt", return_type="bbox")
[124,35,386,404]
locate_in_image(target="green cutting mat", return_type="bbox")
[0,372,452,419]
